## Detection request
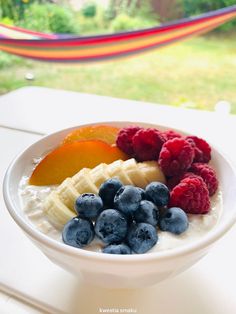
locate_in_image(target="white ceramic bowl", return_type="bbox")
[3,122,236,288]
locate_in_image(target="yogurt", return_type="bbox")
[19,175,222,253]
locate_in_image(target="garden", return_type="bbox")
[0,0,236,113]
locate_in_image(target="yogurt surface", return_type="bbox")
[19,175,222,253]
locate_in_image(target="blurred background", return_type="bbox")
[0,0,235,113]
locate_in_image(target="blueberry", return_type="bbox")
[75,193,103,219]
[125,213,135,226]
[127,223,158,254]
[62,217,94,248]
[145,182,170,207]
[95,209,128,244]
[159,207,189,235]
[134,200,158,226]
[102,243,131,255]
[99,178,123,207]
[137,187,146,200]
[114,185,142,215]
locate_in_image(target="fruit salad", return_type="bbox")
[19,124,222,255]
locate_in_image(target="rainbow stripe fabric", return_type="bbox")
[0,5,236,63]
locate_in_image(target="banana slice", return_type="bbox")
[72,168,98,194]
[89,163,110,189]
[107,160,133,185]
[44,191,75,226]
[56,178,78,211]
[122,159,148,188]
[137,161,166,184]
[44,158,166,226]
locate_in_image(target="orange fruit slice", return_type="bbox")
[29,140,128,186]
[62,125,120,145]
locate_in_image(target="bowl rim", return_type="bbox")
[3,121,236,263]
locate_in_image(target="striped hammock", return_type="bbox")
[0,5,236,63]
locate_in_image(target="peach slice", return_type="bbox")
[62,125,120,145]
[29,140,128,186]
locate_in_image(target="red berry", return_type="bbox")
[167,172,199,190]
[190,163,218,196]
[116,126,142,156]
[166,174,182,190]
[186,136,211,163]
[132,128,165,161]
[158,138,194,176]
[162,130,182,141]
[170,176,210,214]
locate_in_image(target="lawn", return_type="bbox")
[0,35,236,113]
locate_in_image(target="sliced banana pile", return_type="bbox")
[44,158,165,226]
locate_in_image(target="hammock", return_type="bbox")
[0,5,236,63]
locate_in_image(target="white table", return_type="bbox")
[0,87,236,314]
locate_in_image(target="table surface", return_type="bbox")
[0,86,236,314]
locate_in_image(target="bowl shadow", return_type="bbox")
[65,269,218,314]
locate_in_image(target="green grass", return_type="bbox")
[0,35,236,113]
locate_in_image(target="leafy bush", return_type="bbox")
[81,2,97,18]
[17,3,79,34]
[110,13,157,32]
[110,14,138,31]
[48,5,78,34]
[129,0,158,21]
[77,6,109,35]
[104,1,116,21]
[181,0,236,16]
[0,17,14,25]
[181,0,236,32]
[105,0,158,20]
[18,3,50,32]
[0,0,17,20]
[0,0,38,21]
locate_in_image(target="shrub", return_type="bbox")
[48,5,78,34]
[181,0,236,32]
[76,6,109,35]
[81,2,97,18]
[181,0,236,16]
[17,3,50,32]
[110,13,157,32]
[0,0,17,20]
[105,0,158,21]
[0,17,14,25]
[104,1,116,21]
[129,0,158,21]
[0,0,39,21]
[17,3,79,34]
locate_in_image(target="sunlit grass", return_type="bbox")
[0,35,236,113]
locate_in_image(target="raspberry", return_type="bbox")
[166,174,183,190]
[162,130,182,141]
[116,126,142,156]
[190,163,218,196]
[158,138,194,176]
[167,172,199,190]
[186,136,211,163]
[132,128,165,161]
[170,176,210,214]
